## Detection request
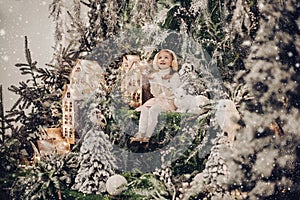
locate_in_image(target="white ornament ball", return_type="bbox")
[106,174,128,196]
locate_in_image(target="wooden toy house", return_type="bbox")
[34,86,74,158]
[62,84,75,144]
[37,127,71,157]
[35,59,106,157]
[120,55,151,108]
[67,59,106,138]
[69,59,105,100]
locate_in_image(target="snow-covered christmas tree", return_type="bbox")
[72,124,117,194]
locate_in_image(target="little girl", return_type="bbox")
[130,49,181,143]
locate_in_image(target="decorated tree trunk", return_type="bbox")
[0,85,4,142]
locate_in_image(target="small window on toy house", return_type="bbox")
[65,115,69,124]
[75,67,81,72]
[69,115,72,125]
[64,104,68,111]
[67,92,71,98]
[69,102,72,112]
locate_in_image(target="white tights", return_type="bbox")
[137,105,165,138]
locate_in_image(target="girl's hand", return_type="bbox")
[162,74,172,80]
[143,74,154,80]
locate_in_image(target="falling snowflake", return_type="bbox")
[0,29,5,36]
[1,55,9,61]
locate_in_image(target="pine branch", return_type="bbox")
[5,36,64,158]
[49,0,63,21]
[13,36,39,87]
[79,0,91,8]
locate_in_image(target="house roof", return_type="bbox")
[70,59,104,79]
[62,59,105,99]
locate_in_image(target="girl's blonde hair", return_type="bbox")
[153,49,178,71]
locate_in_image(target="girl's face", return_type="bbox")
[157,51,173,70]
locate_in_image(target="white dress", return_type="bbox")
[135,68,181,138]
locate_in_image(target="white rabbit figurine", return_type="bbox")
[215,99,241,142]
[174,85,209,114]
